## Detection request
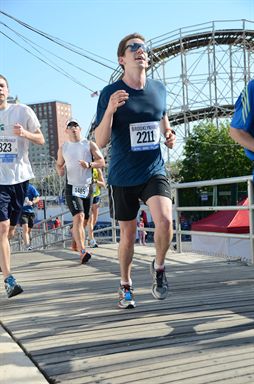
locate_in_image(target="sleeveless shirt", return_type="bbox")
[62,139,92,186]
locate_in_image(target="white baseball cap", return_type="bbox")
[66,118,79,127]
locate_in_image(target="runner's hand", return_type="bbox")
[164,130,176,149]
[79,160,90,169]
[108,90,129,114]
[13,123,26,137]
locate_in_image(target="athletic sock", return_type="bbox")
[154,261,165,270]
[121,278,132,286]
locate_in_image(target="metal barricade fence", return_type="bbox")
[10,175,254,264]
[173,174,254,264]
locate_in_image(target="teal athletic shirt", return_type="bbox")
[231,79,254,160]
[96,78,167,186]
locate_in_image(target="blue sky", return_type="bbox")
[1,0,253,136]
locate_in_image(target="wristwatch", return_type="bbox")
[88,162,92,168]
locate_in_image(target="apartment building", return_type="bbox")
[28,101,72,163]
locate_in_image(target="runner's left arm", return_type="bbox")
[56,146,66,176]
[160,115,176,149]
[13,124,45,145]
[80,141,105,169]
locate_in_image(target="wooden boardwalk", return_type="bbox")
[1,244,254,384]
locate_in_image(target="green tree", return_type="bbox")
[179,120,251,182]
[175,121,252,212]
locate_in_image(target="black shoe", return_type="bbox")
[80,250,92,264]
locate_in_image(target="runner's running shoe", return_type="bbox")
[150,259,169,300]
[89,239,98,248]
[4,275,23,298]
[118,284,136,309]
[80,249,92,264]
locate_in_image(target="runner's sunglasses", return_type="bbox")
[124,43,149,53]
[67,123,79,129]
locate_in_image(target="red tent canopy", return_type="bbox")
[191,198,249,234]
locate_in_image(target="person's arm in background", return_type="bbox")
[56,146,65,176]
[96,168,106,188]
[229,80,254,152]
[229,128,254,151]
[79,141,105,169]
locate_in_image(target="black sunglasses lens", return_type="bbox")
[68,123,78,128]
[124,42,149,53]
[130,43,148,52]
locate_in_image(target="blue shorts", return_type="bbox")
[0,181,29,226]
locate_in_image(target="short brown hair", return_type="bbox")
[117,33,145,58]
[0,74,9,89]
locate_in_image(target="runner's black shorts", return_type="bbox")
[92,195,100,205]
[65,183,91,219]
[20,212,35,228]
[108,174,171,221]
[0,181,29,225]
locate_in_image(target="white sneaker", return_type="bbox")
[118,284,136,309]
[89,239,98,248]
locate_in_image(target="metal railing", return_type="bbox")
[173,174,254,264]
[10,190,119,252]
[10,175,254,264]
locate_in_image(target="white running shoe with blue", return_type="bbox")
[4,275,23,298]
[118,284,136,309]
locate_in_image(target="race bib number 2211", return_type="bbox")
[129,121,160,151]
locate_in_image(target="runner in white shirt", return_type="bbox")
[56,119,105,264]
[0,74,45,298]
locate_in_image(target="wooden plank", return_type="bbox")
[1,244,254,384]
[10,307,254,341]
[49,347,254,383]
[16,314,254,351]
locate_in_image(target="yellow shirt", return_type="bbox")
[93,168,101,197]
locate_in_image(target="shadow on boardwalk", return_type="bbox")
[1,244,254,384]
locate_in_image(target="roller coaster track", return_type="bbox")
[169,104,234,126]
[110,22,254,83]
[149,29,254,66]
[102,20,254,160]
